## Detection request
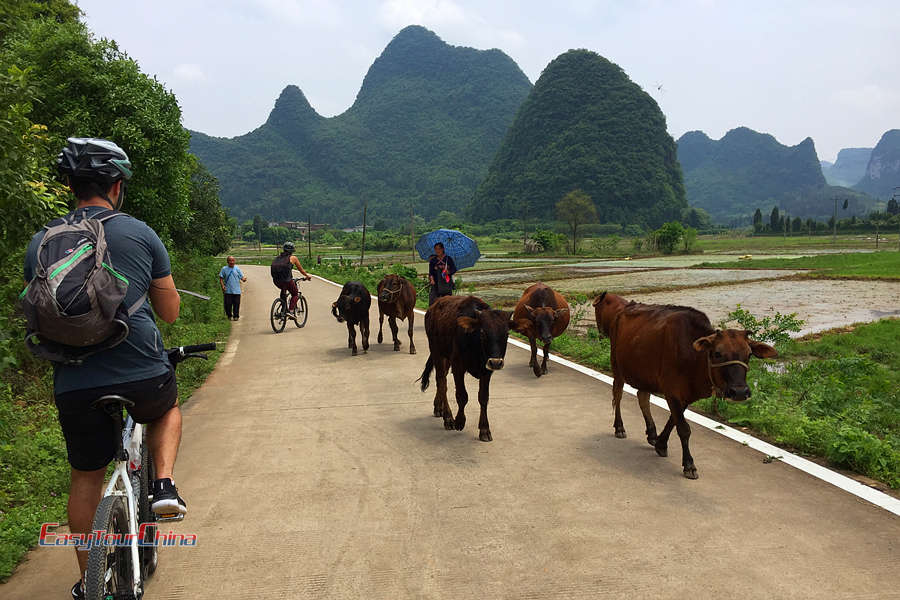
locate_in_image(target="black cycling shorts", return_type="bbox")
[54,369,178,471]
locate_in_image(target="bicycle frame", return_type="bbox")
[100,415,143,596]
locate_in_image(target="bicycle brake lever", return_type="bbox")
[183,353,208,361]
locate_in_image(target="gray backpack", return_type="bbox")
[19,209,146,365]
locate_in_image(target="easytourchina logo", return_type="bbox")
[39,523,197,548]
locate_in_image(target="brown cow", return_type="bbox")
[513,283,570,377]
[419,295,529,441]
[594,291,777,479]
[376,274,417,354]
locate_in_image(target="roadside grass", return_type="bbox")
[0,254,229,581]
[697,250,900,279]
[694,319,900,488]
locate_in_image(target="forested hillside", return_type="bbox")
[468,50,686,227]
[678,128,874,223]
[190,25,533,226]
[821,147,871,187]
[854,130,900,199]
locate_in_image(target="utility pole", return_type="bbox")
[410,203,415,261]
[832,198,838,243]
[522,204,527,253]
[360,201,367,266]
[894,188,900,252]
[307,214,312,261]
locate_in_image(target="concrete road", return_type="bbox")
[4,267,899,599]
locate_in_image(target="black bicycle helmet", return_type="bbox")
[57,138,133,183]
[283,242,295,253]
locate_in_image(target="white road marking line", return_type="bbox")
[311,273,900,516]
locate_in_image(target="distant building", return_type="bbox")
[341,225,365,233]
[276,222,328,238]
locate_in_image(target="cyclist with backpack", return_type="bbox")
[21,138,187,599]
[270,241,311,317]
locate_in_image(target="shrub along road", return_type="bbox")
[4,266,899,599]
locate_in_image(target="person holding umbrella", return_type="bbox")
[428,242,457,305]
[416,228,481,305]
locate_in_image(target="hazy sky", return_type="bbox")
[76,0,899,162]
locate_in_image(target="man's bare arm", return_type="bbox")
[149,275,180,324]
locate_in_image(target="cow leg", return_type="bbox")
[540,341,551,374]
[361,315,370,352]
[529,337,541,377]
[451,366,468,431]
[612,377,626,439]
[347,322,357,355]
[377,310,384,344]
[407,311,416,354]
[675,409,697,479]
[637,391,657,446]
[435,359,453,430]
[477,374,493,441]
[389,316,401,351]
[655,414,676,458]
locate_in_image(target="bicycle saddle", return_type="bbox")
[91,394,135,410]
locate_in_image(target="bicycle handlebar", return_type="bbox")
[167,343,217,367]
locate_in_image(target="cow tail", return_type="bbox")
[418,355,434,392]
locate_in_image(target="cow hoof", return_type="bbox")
[443,419,455,431]
[533,370,542,378]
[351,349,358,356]
[433,407,442,418]
[454,416,466,431]
[479,430,493,442]
[683,466,699,479]
[655,444,668,457]
[615,429,627,439]
[410,347,417,355]
[541,366,548,375]
[377,333,383,344]
[393,345,400,352]
[646,436,657,447]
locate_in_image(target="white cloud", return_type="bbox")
[378,0,467,29]
[833,84,900,112]
[251,0,342,27]
[172,63,209,84]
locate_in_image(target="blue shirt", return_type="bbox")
[24,206,172,394]
[219,266,244,294]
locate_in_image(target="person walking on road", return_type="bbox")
[428,242,457,305]
[219,255,247,320]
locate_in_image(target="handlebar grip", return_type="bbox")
[181,343,217,353]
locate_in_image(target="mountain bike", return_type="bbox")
[270,277,310,333]
[84,343,216,600]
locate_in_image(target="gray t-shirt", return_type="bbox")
[24,206,172,394]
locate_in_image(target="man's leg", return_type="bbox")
[233,293,241,319]
[147,404,181,482]
[68,468,106,575]
[288,280,299,311]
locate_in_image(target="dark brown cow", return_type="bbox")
[419,295,529,442]
[376,274,417,354]
[513,283,570,377]
[594,291,777,479]
[331,281,371,355]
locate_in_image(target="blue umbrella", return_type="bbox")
[416,229,481,270]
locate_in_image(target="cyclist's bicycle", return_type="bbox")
[270,276,310,333]
[84,343,215,600]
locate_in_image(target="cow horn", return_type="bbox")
[525,304,535,315]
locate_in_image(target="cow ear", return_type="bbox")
[524,304,535,315]
[592,291,607,306]
[353,296,361,303]
[692,334,716,352]
[457,316,479,332]
[749,340,778,359]
[554,307,569,318]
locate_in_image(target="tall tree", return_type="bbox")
[556,189,596,254]
[769,206,780,231]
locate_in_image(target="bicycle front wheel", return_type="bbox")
[270,298,287,333]
[294,294,308,328]
[85,495,135,600]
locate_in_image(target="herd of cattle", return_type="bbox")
[330,276,777,479]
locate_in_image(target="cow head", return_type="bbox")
[592,291,627,337]
[692,329,777,401]
[524,304,569,345]
[332,293,363,323]
[457,309,531,372]
[378,275,403,304]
